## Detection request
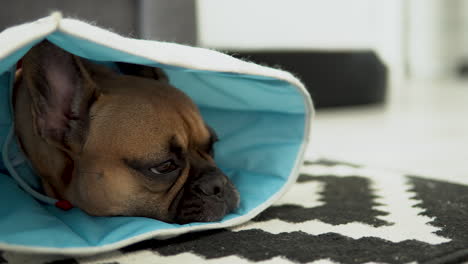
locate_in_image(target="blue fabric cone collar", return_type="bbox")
[0,13,313,255]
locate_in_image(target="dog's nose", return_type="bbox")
[194,175,224,197]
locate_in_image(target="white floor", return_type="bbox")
[305,79,468,184]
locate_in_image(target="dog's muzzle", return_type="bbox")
[174,167,239,224]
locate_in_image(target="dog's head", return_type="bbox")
[16,41,239,223]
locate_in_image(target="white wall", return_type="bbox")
[406,0,447,80]
[459,1,468,59]
[198,0,377,50]
[406,0,468,80]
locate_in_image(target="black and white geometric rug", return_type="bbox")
[2,160,468,264]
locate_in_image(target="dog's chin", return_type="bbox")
[173,182,240,224]
[175,198,228,224]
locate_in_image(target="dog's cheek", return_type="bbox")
[65,172,101,215]
[64,168,118,216]
[64,175,93,214]
[90,167,142,215]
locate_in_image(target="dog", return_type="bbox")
[13,40,239,224]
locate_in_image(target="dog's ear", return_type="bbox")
[116,62,169,82]
[22,40,99,152]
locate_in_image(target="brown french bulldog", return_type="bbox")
[13,40,239,224]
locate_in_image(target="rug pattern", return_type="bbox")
[1,160,468,264]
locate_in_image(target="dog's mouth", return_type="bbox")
[171,176,240,224]
[168,186,185,221]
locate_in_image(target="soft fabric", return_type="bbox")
[2,159,468,264]
[0,13,313,254]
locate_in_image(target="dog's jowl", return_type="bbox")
[13,40,239,223]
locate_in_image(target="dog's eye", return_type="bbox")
[150,160,178,174]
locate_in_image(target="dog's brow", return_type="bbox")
[170,136,184,157]
[123,138,180,169]
[124,152,172,170]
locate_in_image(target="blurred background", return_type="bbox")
[1,0,467,182]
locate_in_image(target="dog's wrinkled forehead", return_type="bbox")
[85,74,212,158]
